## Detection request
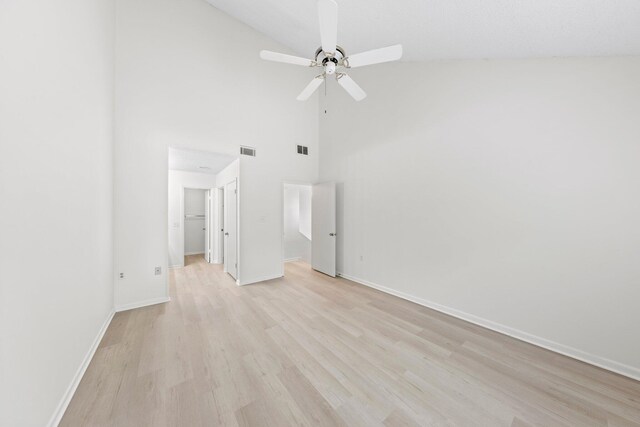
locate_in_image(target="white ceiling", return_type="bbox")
[204,0,640,61]
[168,147,236,175]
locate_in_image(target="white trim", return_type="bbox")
[115,296,170,313]
[184,251,205,256]
[337,272,640,382]
[47,310,115,427]
[239,273,283,286]
[284,257,302,263]
[168,264,183,269]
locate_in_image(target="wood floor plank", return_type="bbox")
[60,256,640,426]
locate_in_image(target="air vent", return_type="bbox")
[240,146,256,157]
[296,145,309,155]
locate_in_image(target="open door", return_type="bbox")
[224,180,238,280]
[205,190,210,262]
[217,188,224,264]
[311,182,336,277]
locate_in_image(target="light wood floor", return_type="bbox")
[61,255,640,426]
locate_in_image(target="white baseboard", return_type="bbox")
[169,264,183,269]
[184,251,204,256]
[47,310,115,427]
[284,257,301,263]
[337,272,640,382]
[115,296,170,312]
[239,273,283,286]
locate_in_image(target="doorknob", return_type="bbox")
[225,232,229,236]
[329,233,336,236]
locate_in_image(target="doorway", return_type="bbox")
[168,147,239,279]
[281,181,336,277]
[282,184,312,265]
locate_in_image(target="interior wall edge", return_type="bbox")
[239,273,284,286]
[46,310,115,427]
[115,297,171,313]
[337,272,640,382]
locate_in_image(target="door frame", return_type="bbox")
[223,178,240,282]
[211,187,225,264]
[180,185,212,265]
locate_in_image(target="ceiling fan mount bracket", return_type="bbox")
[322,56,338,66]
[315,46,346,63]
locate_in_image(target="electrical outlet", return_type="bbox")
[154,267,162,275]
[119,272,125,279]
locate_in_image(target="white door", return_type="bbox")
[217,188,224,263]
[312,182,336,277]
[205,190,210,262]
[224,180,238,280]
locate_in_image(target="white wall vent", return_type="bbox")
[296,145,309,155]
[240,146,256,157]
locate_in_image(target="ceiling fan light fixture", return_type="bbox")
[259,0,402,101]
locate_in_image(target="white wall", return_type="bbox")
[114,0,318,306]
[168,170,218,267]
[0,1,115,426]
[216,159,240,190]
[283,185,312,263]
[319,57,640,378]
[184,188,207,216]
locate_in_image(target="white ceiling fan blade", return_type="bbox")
[297,76,325,101]
[318,0,338,55]
[337,74,366,101]
[260,50,314,67]
[345,44,403,68]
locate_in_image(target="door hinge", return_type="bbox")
[235,189,237,194]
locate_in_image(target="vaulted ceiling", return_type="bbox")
[204,0,640,61]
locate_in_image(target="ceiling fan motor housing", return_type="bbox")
[323,57,338,74]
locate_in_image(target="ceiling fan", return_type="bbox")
[259,0,403,102]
